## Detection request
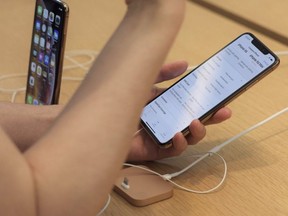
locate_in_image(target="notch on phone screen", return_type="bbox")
[141,33,279,146]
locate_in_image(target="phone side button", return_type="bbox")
[182,128,190,136]
[201,113,214,123]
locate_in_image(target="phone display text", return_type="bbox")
[141,33,279,146]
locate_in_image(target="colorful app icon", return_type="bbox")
[33,99,39,105]
[47,26,53,36]
[42,23,47,33]
[42,70,48,78]
[35,20,41,31]
[50,53,56,67]
[37,65,42,76]
[49,12,55,22]
[27,95,33,104]
[53,29,59,41]
[37,5,43,16]
[38,52,44,62]
[43,9,49,19]
[29,76,35,86]
[34,34,40,45]
[40,37,45,48]
[31,62,36,72]
[33,49,38,57]
[44,55,50,65]
[55,15,61,25]
[46,40,51,51]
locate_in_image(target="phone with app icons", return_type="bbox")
[25,0,69,105]
[141,33,280,147]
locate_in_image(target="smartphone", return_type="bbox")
[25,0,69,105]
[140,33,280,147]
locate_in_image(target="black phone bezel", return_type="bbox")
[140,32,280,147]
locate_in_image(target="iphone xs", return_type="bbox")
[25,0,69,105]
[141,33,280,147]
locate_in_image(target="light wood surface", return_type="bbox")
[0,1,288,215]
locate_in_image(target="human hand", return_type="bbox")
[127,61,232,161]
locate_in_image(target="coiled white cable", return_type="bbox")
[0,50,98,102]
[124,151,228,194]
[125,106,288,194]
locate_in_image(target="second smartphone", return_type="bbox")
[25,0,69,105]
[141,33,280,147]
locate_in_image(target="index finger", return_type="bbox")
[155,60,188,83]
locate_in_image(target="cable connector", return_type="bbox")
[114,166,174,206]
[121,177,130,190]
[161,174,172,181]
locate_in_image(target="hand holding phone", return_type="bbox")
[141,33,280,147]
[25,0,69,105]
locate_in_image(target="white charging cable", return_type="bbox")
[0,50,98,102]
[96,194,111,216]
[125,106,288,194]
[168,106,288,177]
[275,51,288,56]
[124,151,228,194]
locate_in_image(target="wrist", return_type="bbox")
[125,0,185,26]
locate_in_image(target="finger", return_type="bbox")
[155,60,188,83]
[185,119,206,145]
[205,107,232,125]
[171,132,189,153]
[156,132,188,159]
[150,86,166,99]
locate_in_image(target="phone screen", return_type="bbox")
[25,0,68,105]
[141,33,279,146]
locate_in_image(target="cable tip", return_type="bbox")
[162,174,172,181]
[121,177,130,190]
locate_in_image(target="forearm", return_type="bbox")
[0,102,61,151]
[25,1,185,215]
[0,128,37,216]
